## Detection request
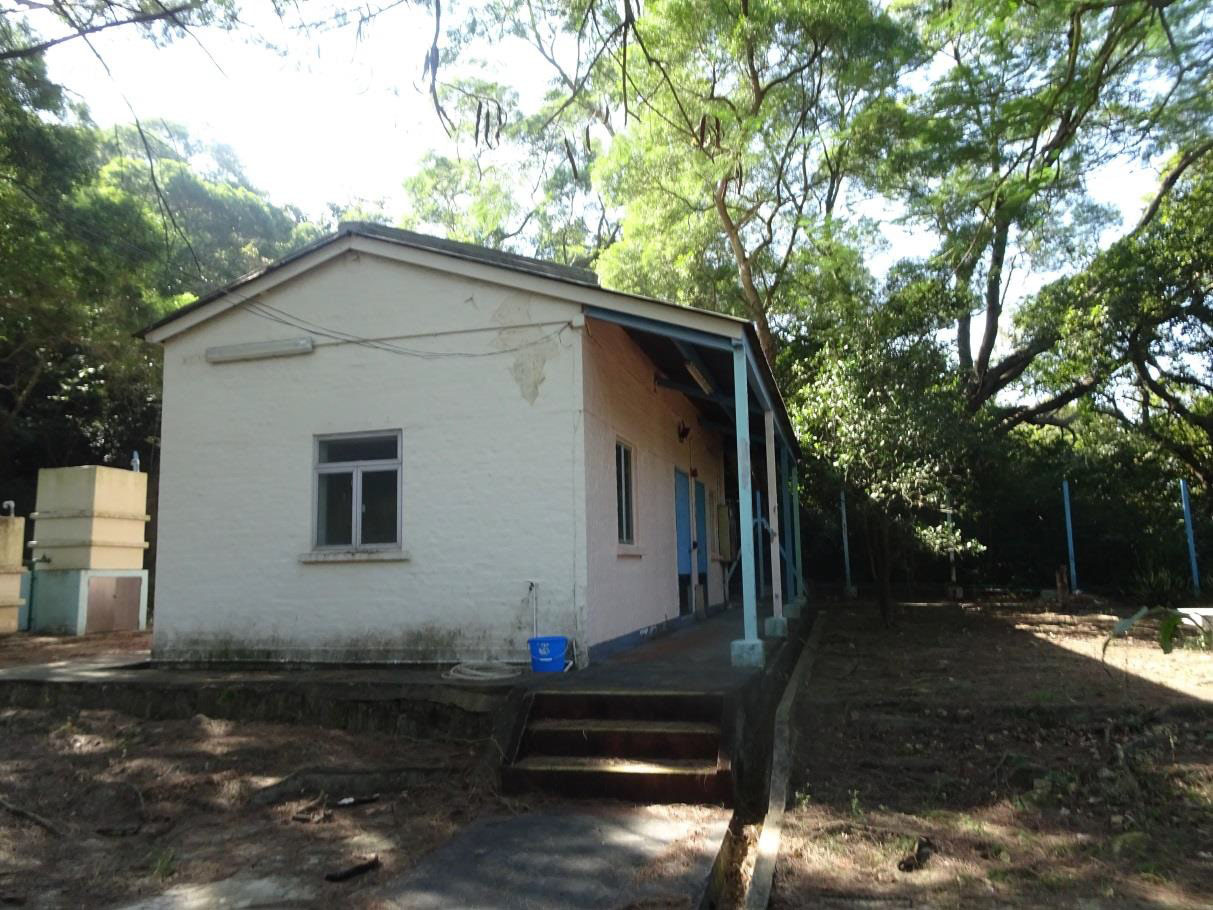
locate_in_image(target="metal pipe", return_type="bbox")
[840,490,853,593]
[1063,479,1078,593]
[946,507,957,585]
[1181,478,1201,595]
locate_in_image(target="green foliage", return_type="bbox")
[98,125,319,295]
[2,0,1210,611]
[1102,606,1206,659]
[1022,156,1213,491]
[148,847,177,880]
[399,70,613,267]
[401,151,521,248]
[590,0,916,359]
[1131,566,1193,610]
[795,268,982,612]
[868,0,1213,418]
[0,41,167,488]
[0,29,324,521]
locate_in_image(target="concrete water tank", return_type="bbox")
[0,516,26,634]
[28,466,149,634]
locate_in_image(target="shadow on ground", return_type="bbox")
[773,599,1213,909]
[0,707,490,908]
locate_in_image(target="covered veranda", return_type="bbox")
[583,304,804,668]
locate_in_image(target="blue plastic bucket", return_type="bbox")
[528,635,568,673]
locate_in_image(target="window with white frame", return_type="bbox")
[315,431,402,550]
[615,439,635,545]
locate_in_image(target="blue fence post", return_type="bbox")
[1181,478,1201,595]
[792,462,803,600]
[1063,479,1078,593]
[779,445,794,599]
[840,489,854,595]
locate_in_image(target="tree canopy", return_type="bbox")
[2,0,1210,603]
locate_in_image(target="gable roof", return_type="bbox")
[138,222,797,449]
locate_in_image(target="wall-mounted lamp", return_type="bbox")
[205,336,314,364]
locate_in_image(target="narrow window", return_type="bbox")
[315,431,401,549]
[616,440,635,545]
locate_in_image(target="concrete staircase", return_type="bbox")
[501,689,731,804]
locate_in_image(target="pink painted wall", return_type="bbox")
[582,318,728,646]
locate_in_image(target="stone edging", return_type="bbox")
[744,610,826,910]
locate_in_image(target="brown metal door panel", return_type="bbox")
[85,576,141,633]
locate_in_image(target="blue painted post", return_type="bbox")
[792,462,803,600]
[754,488,766,597]
[1063,479,1078,593]
[840,489,853,594]
[780,446,793,599]
[1180,479,1201,595]
[731,342,759,658]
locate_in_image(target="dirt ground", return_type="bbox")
[0,630,151,668]
[773,599,1213,909]
[0,706,506,908]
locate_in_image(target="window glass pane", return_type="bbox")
[317,472,353,546]
[360,469,399,545]
[624,447,633,542]
[319,435,397,464]
[616,444,625,542]
[616,442,634,544]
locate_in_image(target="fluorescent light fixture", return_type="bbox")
[205,337,314,364]
[685,360,715,395]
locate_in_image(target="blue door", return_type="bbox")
[694,480,708,576]
[675,469,693,615]
[675,469,692,576]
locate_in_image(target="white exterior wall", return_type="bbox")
[153,250,587,662]
[582,319,728,647]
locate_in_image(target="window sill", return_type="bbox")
[298,549,410,564]
[617,546,644,559]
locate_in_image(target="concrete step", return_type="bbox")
[523,718,720,760]
[528,689,723,723]
[513,755,719,774]
[502,755,729,804]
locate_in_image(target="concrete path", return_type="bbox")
[114,876,314,909]
[375,805,728,909]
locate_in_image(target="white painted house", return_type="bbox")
[142,224,803,668]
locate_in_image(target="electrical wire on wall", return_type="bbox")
[9,176,576,363]
[241,297,574,360]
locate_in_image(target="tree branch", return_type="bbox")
[1128,138,1213,238]
[0,2,199,60]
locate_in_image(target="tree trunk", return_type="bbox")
[713,178,778,364]
[969,212,1011,408]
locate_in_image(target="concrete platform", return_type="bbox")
[0,656,512,739]
[375,806,729,909]
[530,605,777,696]
[0,606,796,740]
